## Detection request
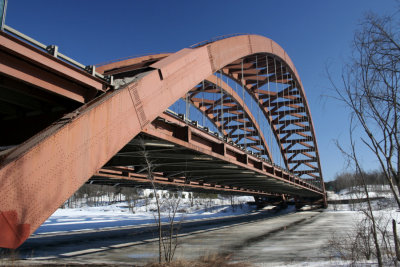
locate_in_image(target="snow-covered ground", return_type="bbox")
[321,188,400,266]
[39,186,396,237]
[327,186,399,218]
[327,185,394,200]
[6,187,400,267]
[33,190,255,236]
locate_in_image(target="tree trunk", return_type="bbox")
[393,219,400,261]
[365,184,383,267]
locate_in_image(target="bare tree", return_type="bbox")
[138,138,185,264]
[331,10,400,208]
[330,11,400,265]
[161,189,185,263]
[336,121,383,266]
[138,139,163,264]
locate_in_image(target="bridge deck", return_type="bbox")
[93,112,322,198]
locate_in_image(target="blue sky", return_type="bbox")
[4,0,398,181]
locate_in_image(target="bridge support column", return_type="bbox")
[254,195,287,209]
[295,196,327,210]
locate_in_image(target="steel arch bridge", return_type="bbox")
[0,29,326,249]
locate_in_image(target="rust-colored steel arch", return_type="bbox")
[102,56,276,162]
[100,51,323,185]
[188,75,273,162]
[97,54,275,161]
[219,54,323,185]
[0,34,324,249]
[96,53,171,77]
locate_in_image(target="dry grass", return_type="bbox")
[0,249,20,267]
[145,254,251,267]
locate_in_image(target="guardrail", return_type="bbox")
[2,24,113,85]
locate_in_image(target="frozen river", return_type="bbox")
[12,208,357,266]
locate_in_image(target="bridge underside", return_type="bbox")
[92,113,321,198]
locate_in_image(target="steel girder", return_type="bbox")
[102,111,323,197]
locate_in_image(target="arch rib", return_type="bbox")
[188,74,273,162]
[220,54,323,185]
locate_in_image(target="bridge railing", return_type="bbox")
[2,24,114,86]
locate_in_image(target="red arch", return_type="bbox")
[190,74,273,162]
[98,39,323,184]
[220,55,322,182]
